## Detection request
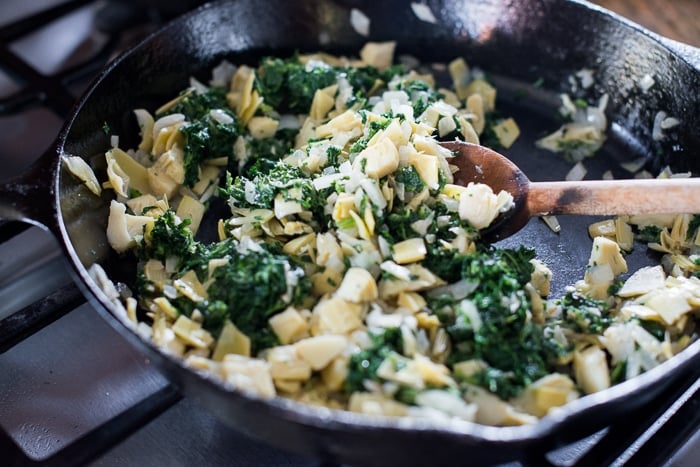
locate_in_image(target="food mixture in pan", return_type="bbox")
[73,42,700,426]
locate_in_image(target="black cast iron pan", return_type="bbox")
[1,0,699,464]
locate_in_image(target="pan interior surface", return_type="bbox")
[52,0,700,464]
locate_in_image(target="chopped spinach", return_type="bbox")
[180,112,239,186]
[138,209,195,263]
[395,165,426,193]
[221,160,326,222]
[553,290,612,334]
[636,225,662,243]
[166,87,230,120]
[256,56,337,114]
[157,87,241,187]
[688,215,700,240]
[431,246,560,399]
[137,214,311,352]
[206,244,311,351]
[349,116,393,154]
[345,327,403,393]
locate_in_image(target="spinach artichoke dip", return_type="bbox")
[80,42,700,426]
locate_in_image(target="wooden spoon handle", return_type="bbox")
[527,178,700,216]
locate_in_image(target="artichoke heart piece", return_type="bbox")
[588,236,628,276]
[247,116,279,140]
[212,320,251,360]
[408,151,440,189]
[491,118,520,149]
[152,114,185,156]
[465,93,485,134]
[109,147,151,195]
[378,264,443,298]
[127,194,165,218]
[359,41,396,71]
[310,296,363,336]
[134,108,155,153]
[456,115,480,144]
[392,238,427,264]
[464,78,497,111]
[173,269,208,302]
[642,287,692,325]
[354,137,399,179]
[464,386,538,426]
[228,65,261,124]
[332,193,356,223]
[589,219,616,238]
[513,373,579,417]
[335,267,378,303]
[106,200,154,253]
[448,57,470,99]
[269,307,309,345]
[143,259,169,283]
[218,354,276,398]
[147,148,185,199]
[191,165,221,197]
[349,392,408,417]
[529,259,552,297]
[573,346,610,394]
[458,182,513,230]
[172,314,214,350]
[316,110,363,138]
[176,195,206,236]
[617,265,665,297]
[321,356,349,391]
[295,334,347,371]
[62,155,102,196]
[267,345,312,381]
[274,194,304,219]
[397,291,427,313]
[310,84,338,121]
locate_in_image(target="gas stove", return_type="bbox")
[1,1,700,466]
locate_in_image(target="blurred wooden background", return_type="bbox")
[590,0,700,46]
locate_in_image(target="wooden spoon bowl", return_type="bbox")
[442,141,700,242]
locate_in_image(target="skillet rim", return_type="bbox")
[46,0,700,457]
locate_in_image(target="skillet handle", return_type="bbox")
[0,148,60,234]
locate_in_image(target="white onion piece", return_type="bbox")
[565,161,587,181]
[652,111,667,141]
[153,113,185,140]
[575,68,595,89]
[427,279,479,300]
[360,178,388,209]
[350,8,370,36]
[209,109,234,125]
[661,116,680,130]
[278,114,301,130]
[639,74,655,93]
[620,157,647,173]
[410,3,438,23]
[210,60,236,87]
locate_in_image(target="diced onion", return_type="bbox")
[410,3,438,23]
[427,280,479,300]
[639,74,655,93]
[565,161,587,181]
[350,8,370,36]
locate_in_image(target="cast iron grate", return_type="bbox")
[0,2,182,464]
[0,0,113,117]
[0,0,130,361]
[1,1,700,466]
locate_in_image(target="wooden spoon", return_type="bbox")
[442,141,700,242]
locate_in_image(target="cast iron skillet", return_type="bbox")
[1,0,699,464]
